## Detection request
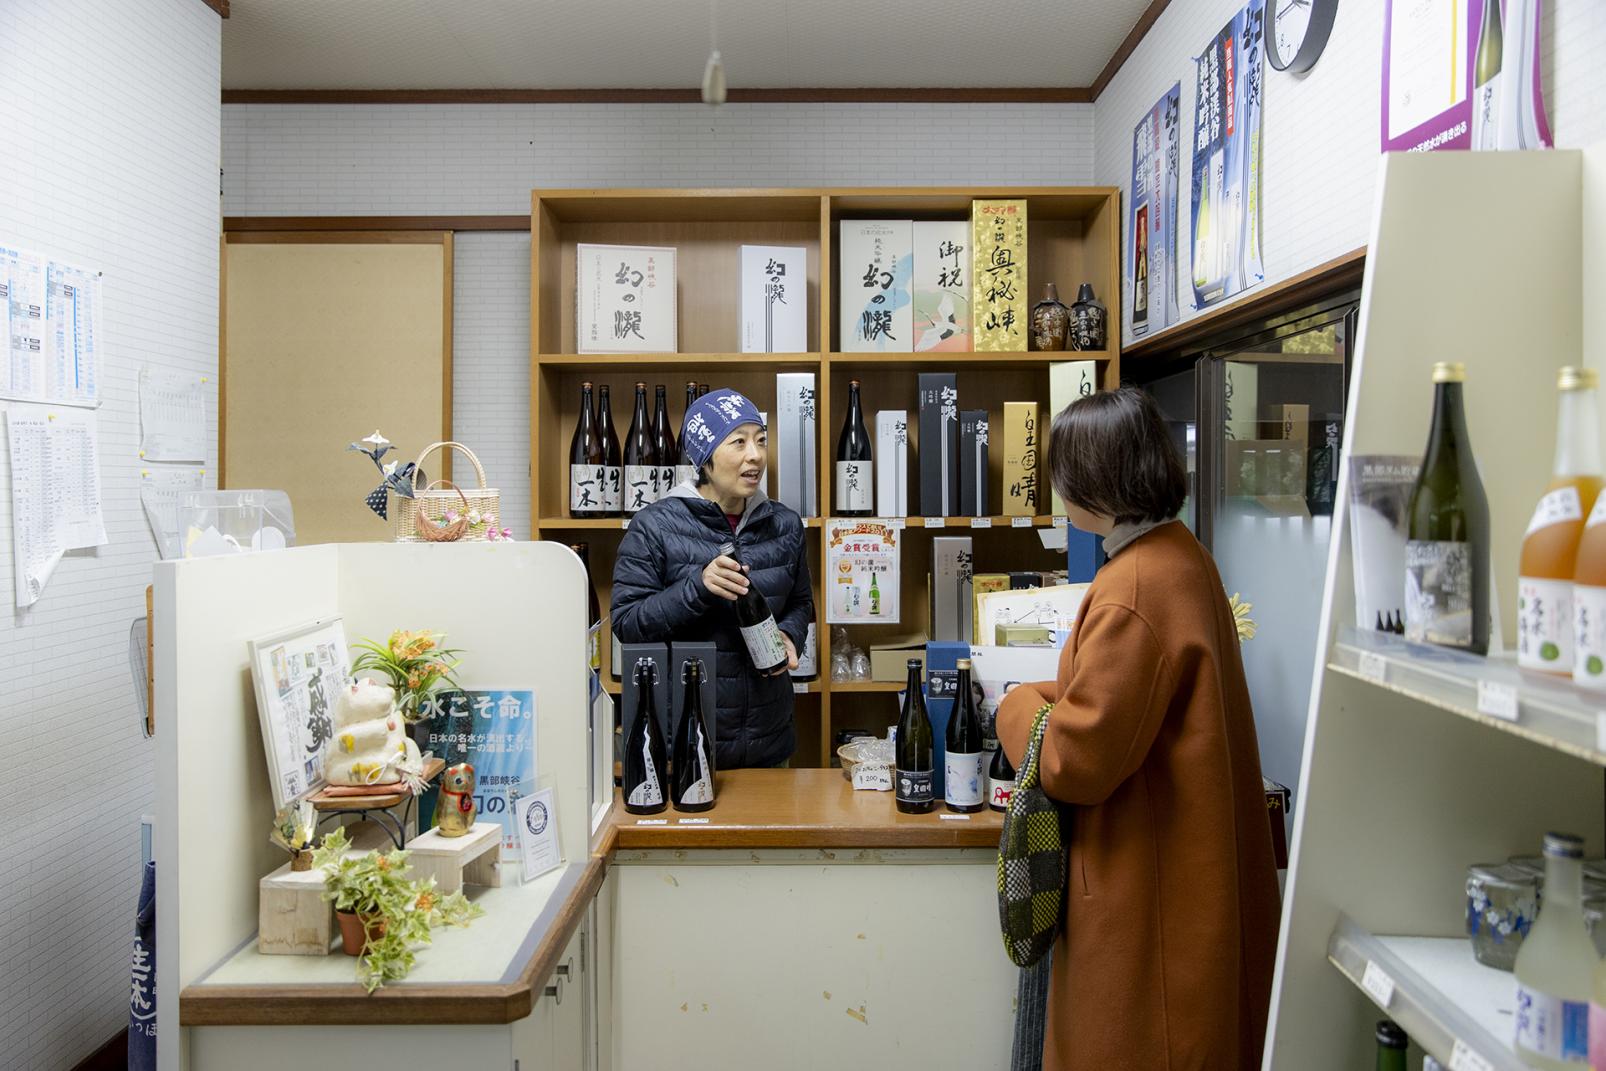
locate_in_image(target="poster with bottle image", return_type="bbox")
[1130,82,1181,338]
[825,518,900,624]
[1190,0,1266,311]
[1381,0,1552,153]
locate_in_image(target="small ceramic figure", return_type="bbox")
[324,677,424,790]
[434,762,477,837]
[1030,283,1071,351]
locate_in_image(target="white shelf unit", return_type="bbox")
[1263,145,1606,1069]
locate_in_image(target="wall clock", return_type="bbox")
[1268,0,1339,74]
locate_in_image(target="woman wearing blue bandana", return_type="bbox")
[611,388,815,769]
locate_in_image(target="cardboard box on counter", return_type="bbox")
[869,635,927,682]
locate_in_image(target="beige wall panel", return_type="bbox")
[224,237,449,545]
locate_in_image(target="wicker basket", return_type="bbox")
[394,442,500,543]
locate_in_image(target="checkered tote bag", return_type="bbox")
[997,702,1067,968]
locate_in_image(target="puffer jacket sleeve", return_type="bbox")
[775,518,815,652]
[610,512,713,643]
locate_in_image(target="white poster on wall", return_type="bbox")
[1130,83,1182,337]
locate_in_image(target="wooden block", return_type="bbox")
[258,862,334,956]
[405,821,502,894]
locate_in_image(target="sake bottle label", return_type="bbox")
[1404,540,1474,648]
[1517,578,1573,670]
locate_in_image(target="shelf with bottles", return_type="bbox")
[539,516,824,530]
[826,188,1119,358]
[1330,627,1606,767]
[825,350,1113,369]
[1328,914,1525,1071]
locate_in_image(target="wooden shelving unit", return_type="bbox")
[530,186,1119,767]
[1264,149,1606,1068]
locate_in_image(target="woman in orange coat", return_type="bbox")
[996,387,1280,1071]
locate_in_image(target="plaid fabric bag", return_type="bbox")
[997,702,1068,968]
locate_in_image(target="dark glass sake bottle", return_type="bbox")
[652,384,678,497]
[988,743,1015,812]
[697,383,710,397]
[944,658,985,813]
[596,384,623,517]
[675,381,700,487]
[895,659,935,814]
[569,382,605,517]
[671,659,716,812]
[1404,362,1490,655]
[622,659,666,815]
[835,379,874,516]
[568,542,602,673]
[1374,1021,1407,1071]
[719,541,788,674]
[623,382,658,516]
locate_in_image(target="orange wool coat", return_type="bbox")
[996,521,1280,1071]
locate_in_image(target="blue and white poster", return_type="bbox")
[419,689,537,861]
[1190,0,1266,310]
[1130,82,1182,338]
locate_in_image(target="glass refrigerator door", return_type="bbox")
[1200,304,1354,796]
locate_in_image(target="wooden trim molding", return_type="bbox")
[199,0,229,16]
[222,86,1092,105]
[225,216,530,233]
[1121,247,1367,361]
[1091,0,1175,100]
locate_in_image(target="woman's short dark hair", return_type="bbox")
[1048,386,1187,526]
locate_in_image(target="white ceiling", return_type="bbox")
[222,0,1151,91]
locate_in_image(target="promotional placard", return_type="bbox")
[826,518,900,624]
[1130,83,1181,338]
[417,689,538,862]
[1190,1,1266,310]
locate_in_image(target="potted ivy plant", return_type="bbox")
[309,827,483,992]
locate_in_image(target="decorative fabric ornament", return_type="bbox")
[679,389,766,469]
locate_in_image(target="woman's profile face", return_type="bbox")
[707,422,767,500]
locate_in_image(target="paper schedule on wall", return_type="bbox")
[139,466,206,560]
[1,244,100,407]
[7,404,108,607]
[138,366,206,460]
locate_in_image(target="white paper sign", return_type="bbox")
[139,466,205,560]
[851,763,892,791]
[923,516,945,528]
[970,517,993,528]
[138,367,207,461]
[7,404,108,607]
[1360,960,1396,1008]
[1475,680,1519,722]
[514,787,562,883]
[1011,516,1032,528]
[939,813,972,821]
[826,518,901,624]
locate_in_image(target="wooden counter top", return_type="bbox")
[607,768,1003,851]
[181,769,999,1027]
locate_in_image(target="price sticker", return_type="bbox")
[923,517,946,528]
[887,518,906,530]
[793,682,810,695]
[1360,960,1396,1008]
[635,818,667,825]
[851,763,893,791]
[1052,516,1068,528]
[1475,680,1519,722]
[677,817,710,825]
[970,517,993,528]
[939,813,972,821]
[1011,516,1033,528]
[1357,652,1387,684]
[620,518,631,530]
[1449,1039,1495,1071]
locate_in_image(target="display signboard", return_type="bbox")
[1190,0,1266,311]
[1130,83,1182,337]
[825,518,900,624]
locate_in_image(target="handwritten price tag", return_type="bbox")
[1011,516,1032,528]
[939,813,972,821]
[1475,680,1519,722]
[923,517,946,528]
[970,517,993,528]
[1449,1040,1494,1071]
[1358,652,1387,684]
[852,763,893,791]
[1360,960,1396,1008]
[635,818,667,825]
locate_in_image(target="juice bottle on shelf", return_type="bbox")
[1571,372,1606,688]
[1514,832,1598,1069]
[1521,367,1603,675]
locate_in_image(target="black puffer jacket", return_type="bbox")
[611,484,814,769]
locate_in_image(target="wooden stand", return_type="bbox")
[258,860,335,956]
[404,821,502,894]
[308,756,446,849]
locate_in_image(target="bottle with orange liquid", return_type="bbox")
[1520,367,1602,675]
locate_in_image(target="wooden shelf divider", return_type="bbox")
[529,186,1119,766]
